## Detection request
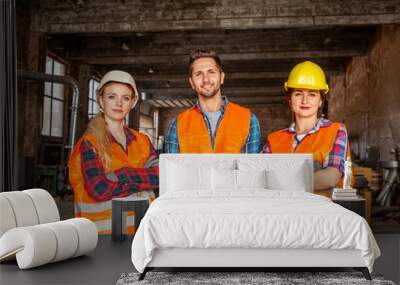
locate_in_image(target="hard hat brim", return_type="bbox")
[284,82,329,94]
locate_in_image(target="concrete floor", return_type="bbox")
[1,234,399,284]
[54,196,400,284]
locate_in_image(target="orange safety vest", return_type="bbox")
[177,102,251,153]
[267,122,352,190]
[68,129,154,234]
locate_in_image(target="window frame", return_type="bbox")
[88,78,100,120]
[41,53,68,139]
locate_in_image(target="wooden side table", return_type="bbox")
[332,196,366,218]
[111,197,149,242]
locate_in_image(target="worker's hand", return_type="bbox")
[105,172,118,182]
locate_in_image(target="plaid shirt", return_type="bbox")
[80,128,159,202]
[165,97,261,153]
[263,118,348,175]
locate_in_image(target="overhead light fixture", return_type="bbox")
[165,81,171,88]
[121,42,130,51]
[140,92,147,101]
[323,37,332,45]
[148,66,155,74]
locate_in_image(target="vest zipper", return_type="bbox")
[202,114,215,150]
[212,114,224,150]
[202,112,223,151]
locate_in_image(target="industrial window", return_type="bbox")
[125,114,130,126]
[41,56,66,137]
[88,78,100,119]
[88,78,130,125]
[139,114,155,145]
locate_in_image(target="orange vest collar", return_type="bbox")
[177,102,251,153]
[267,122,352,188]
[268,122,342,162]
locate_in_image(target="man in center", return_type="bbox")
[165,49,261,153]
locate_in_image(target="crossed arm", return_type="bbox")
[80,139,159,202]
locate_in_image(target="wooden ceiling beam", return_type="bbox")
[35,0,400,33]
[97,57,346,76]
[85,50,363,65]
[50,26,372,59]
[131,70,340,82]
[145,86,284,99]
[144,96,285,106]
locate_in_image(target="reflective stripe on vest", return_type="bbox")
[75,193,155,234]
[177,102,251,153]
[94,216,135,234]
[68,128,153,234]
[267,122,352,187]
[74,191,155,215]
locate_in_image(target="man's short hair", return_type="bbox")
[188,49,222,75]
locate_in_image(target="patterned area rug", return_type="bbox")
[116,271,395,285]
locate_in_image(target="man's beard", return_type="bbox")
[197,84,220,98]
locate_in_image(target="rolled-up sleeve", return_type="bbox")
[324,124,348,176]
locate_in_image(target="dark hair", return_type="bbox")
[188,49,222,75]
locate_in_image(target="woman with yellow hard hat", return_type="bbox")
[263,61,351,194]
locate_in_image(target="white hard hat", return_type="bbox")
[97,70,139,97]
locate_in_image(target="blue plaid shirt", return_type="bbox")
[165,97,261,153]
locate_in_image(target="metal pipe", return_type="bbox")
[17,70,80,156]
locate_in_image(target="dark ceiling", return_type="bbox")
[47,26,376,107]
[24,0,400,107]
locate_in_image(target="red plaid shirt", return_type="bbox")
[80,128,159,202]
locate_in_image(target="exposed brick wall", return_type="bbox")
[343,56,370,161]
[328,74,346,122]
[329,24,400,161]
[248,105,291,145]
[368,25,400,161]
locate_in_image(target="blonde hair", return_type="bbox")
[85,81,135,170]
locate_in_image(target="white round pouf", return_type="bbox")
[0,196,17,237]
[24,189,60,223]
[0,226,57,269]
[1,191,39,227]
[42,221,79,262]
[65,218,98,257]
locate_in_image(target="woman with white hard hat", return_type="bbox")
[263,61,352,195]
[68,70,159,234]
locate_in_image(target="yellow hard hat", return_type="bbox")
[284,61,329,94]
